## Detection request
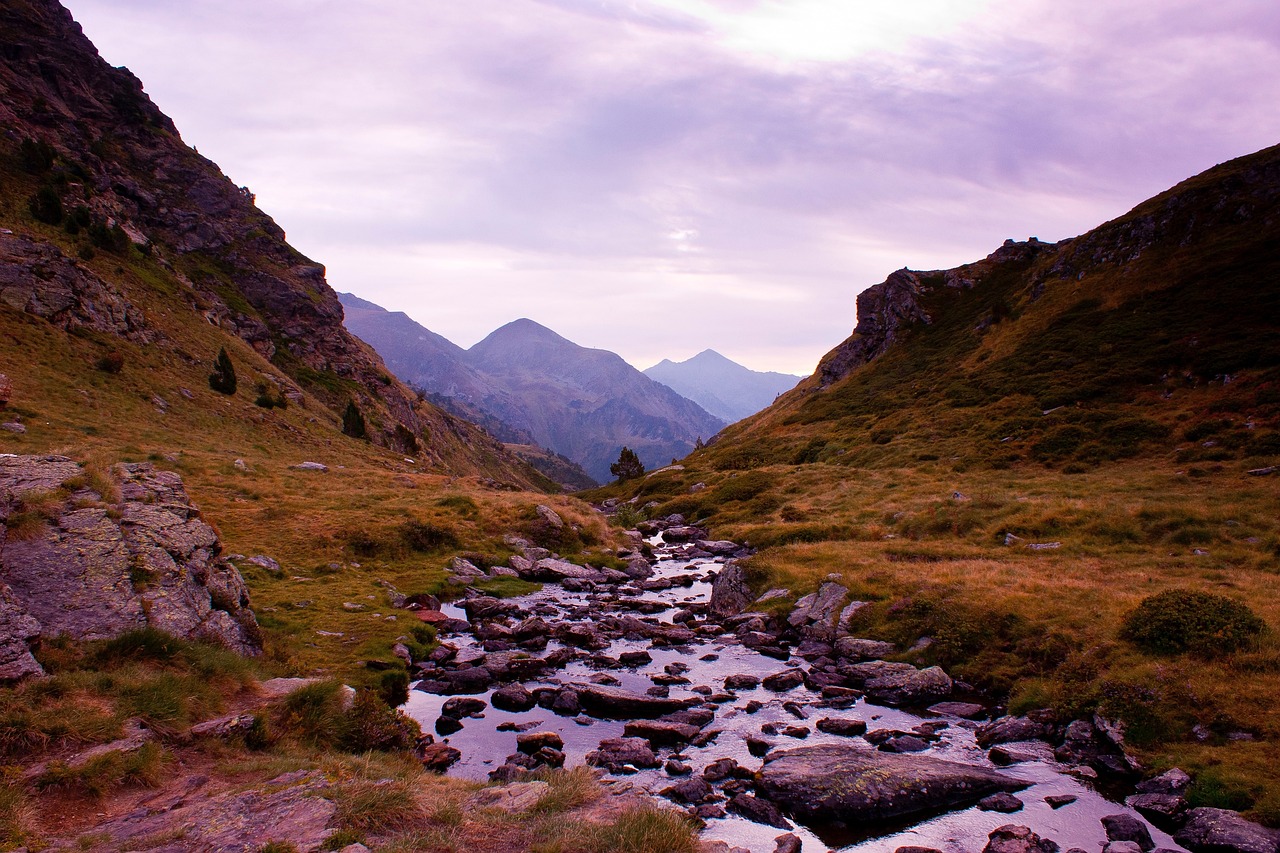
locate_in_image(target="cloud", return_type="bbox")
[63,0,1280,373]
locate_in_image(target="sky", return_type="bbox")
[63,0,1280,375]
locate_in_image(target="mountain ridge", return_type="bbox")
[644,348,802,423]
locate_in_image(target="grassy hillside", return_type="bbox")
[589,144,1280,822]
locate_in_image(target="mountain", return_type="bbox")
[644,349,802,423]
[591,144,1280,817]
[0,0,548,489]
[339,296,727,483]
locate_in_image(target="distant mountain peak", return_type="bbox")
[644,350,802,424]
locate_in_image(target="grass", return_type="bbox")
[36,741,168,797]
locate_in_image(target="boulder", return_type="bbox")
[863,665,952,706]
[834,637,896,661]
[492,684,536,712]
[757,744,1028,826]
[663,776,714,804]
[1175,808,1280,853]
[420,742,462,772]
[816,717,867,737]
[516,731,564,754]
[441,697,487,718]
[762,669,805,692]
[979,792,1025,813]
[709,563,753,617]
[727,793,791,829]
[535,505,564,529]
[0,457,260,662]
[1102,814,1154,851]
[534,558,608,583]
[623,720,701,746]
[586,737,660,771]
[467,780,549,813]
[570,682,700,719]
[983,825,1061,853]
[977,716,1051,748]
[787,581,848,640]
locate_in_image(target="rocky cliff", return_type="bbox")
[0,454,261,678]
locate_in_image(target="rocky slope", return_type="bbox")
[644,349,802,423]
[339,294,726,482]
[0,0,547,487]
[0,454,260,678]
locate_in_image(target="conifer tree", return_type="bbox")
[610,446,645,482]
[342,400,368,440]
[208,347,237,394]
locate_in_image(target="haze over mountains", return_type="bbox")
[644,349,802,423]
[339,294,726,483]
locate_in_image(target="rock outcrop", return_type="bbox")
[0,454,260,676]
[757,743,1028,825]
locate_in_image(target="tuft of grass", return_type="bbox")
[334,778,422,835]
[531,767,603,814]
[36,741,168,797]
[0,769,36,849]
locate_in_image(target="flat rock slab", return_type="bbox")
[467,780,550,812]
[570,682,700,719]
[758,744,1029,826]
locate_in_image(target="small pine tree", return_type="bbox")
[342,400,368,440]
[208,347,237,395]
[610,446,645,482]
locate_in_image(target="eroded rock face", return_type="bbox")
[757,744,1028,826]
[0,455,260,672]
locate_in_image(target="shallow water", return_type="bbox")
[406,539,1185,853]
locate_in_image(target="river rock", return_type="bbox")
[663,776,714,804]
[709,562,752,617]
[725,673,760,690]
[1126,793,1187,822]
[516,731,563,753]
[624,720,700,746]
[534,558,608,583]
[663,526,707,542]
[983,825,1060,853]
[859,664,952,706]
[586,737,660,771]
[1102,814,1154,851]
[977,716,1051,747]
[570,682,699,718]
[834,637,897,661]
[816,717,867,737]
[762,669,805,692]
[1136,768,1192,795]
[990,741,1057,765]
[757,744,1028,826]
[441,697,487,718]
[787,581,848,640]
[728,793,791,829]
[980,792,1025,813]
[774,834,802,853]
[492,684,536,712]
[420,742,463,772]
[1175,808,1280,853]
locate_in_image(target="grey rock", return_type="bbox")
[1102,814,1154,851]
[570,682,699,718]
[758,744,1028,826]
[291,461,329,471]
[0,457,260,661]
[862,664,952,706]
[787,581,848,640]
[979,792,1025,813]
[977,716,1051,748]
[928,701,987,719]
[1127,792,1187,822]
[1136,767,1192,795]
[1105,844,1146,853]
[727,793,791,829]
[834,636,897,661]
[586,737,660,771]
[535,504,564,529]
[189,713,258,741]
[709,562,752,618]
[1175,807,1280,853]
[467,780,549,813]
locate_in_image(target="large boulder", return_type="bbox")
[569,683,700,719]
[1175,808,1280,853]
[0,456,260,668]
[757,744,1028,826]
[709,562,752,618]
[983,825,1061,853]
[787,581,848,641]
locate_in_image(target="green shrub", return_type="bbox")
[342,691,421,752]
[28,185,62,224]
[96,350,125,374]
[1121,589,1266,656]
[377,668,410,708]
[342,400,368,440]
[209,347,237,395]
[399,520,457,552]
[714,470,775,503]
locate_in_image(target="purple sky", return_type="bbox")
[63,0,1280,374]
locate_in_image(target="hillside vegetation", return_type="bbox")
[591,144,1280,822]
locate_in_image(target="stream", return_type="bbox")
[405,534,1186,852]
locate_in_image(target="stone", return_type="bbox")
[1045,795,1077,809]
[977,716,1051,747]
[291,461,329,471]
[0,422,25,434]
[724,673,760,690]
[983,825,1061,853]
[928,701,987,719]
[535,504,564,529]
[980,792,1025,813]
[816,717,867,737]
[586,737,660,771]
[624,720,701,746]
[570,682,699,719]
[0,457,260,660]
[757,744,1028,826]
[492,684,537,712]
[727,793,791,829]
[787,581,848,640]
[449,557,486,581]
[435,716,463,735]
[420,742,462,772]
[1175,808,1280,853]
[1136,767,1192,795]
[990,741,1057,765]
[468,780,549,812]
[189,713,258,741]
[862,665,952,706]
[774,834,802,853]
[441,697,487,718]
[1105,844,1145,853]
[663,776,713,804]
[1102,814,1154,851]
[1126,793,1187,822]
[834,637,897,661]
[709,563,752,617]
[762,669,805,692]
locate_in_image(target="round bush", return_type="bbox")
[1122,589,1265,656]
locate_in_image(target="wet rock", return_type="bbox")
[535,558,608,584]
[516,731,563,753]
[1102,814,1155,851]
[781,726,810,739]
[728,793,791,830]
[929,701,987,719]
[977,716,1051,747]
[620,650,653,666]
[586,737,660,771]
[703,758,740,782]
[663,526,707,542]
[492,684,536,712]
[624,720,700,746]
[834,637,897,661]
[551,687,581,715]
[980,792,1026,813]
[762,669,805,692]
[990,741,1057,765]
[1175,808,1280,853]
[725,673,760,690]
[511,616,551,641]
[897,848,945,853]
[1127,793,1187,823]
[435,716,464,735]
[664,776,714,804]
[747,736,775,757]
[441,697,487,718]
[757,744,1028,826]
[420,742,463,772]
[983,825,1060,853]
[1136,768,1192,795]
[709,562,752,617]
[666,759,692,776]
[782,701,807,719]
[570,682,699,719]
[1105,843,1146,853]
[416,666,493,695]
[771,834,802,853]
[816,717,867,737]
[1045,795,1077,809]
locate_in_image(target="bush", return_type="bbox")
[209,347,237,395]
[399,519,457,552]
[342,691,421,752]
[1121,589,1266,657]
[342,400,368,440]
[276,680,349,748]
[97,350,125,374]
[28,186,63,225]
[19,138,56,172]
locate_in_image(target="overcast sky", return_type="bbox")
[63,0,1280,375]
